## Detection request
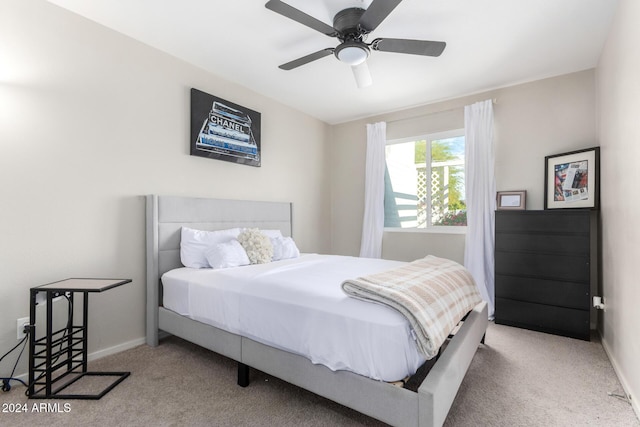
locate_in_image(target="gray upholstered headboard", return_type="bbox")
[145,194,293,344]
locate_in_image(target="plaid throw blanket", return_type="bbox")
[341,256,482,359]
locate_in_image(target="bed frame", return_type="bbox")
[145,194,488,427]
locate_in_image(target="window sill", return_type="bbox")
[383,227,467,235]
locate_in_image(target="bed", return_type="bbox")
[145,194,488,427]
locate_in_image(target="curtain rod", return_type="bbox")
[385,98,497,125]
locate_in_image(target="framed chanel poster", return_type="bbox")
[190,88,261,167]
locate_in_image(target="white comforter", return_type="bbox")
[161,254,427,382]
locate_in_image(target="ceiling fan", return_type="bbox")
[265,0,446,88]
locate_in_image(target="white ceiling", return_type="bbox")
[46,0,618,124]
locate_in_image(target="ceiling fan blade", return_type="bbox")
[351,62,372,88]
[359,0,403,32]
[265,0,337,37]
[279,48,334,70]
[371,38,446,57]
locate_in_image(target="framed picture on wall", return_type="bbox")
[497,191,527,210]
[544,147,600,209]
[190,88,261,167]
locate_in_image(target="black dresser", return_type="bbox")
[494,210,598,340]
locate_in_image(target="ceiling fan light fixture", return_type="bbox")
[335,43,370,66]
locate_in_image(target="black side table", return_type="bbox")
[28,278,131,399]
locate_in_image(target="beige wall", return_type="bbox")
[329,70,596,262]
[0,0,330,374]
[597,0,640,416]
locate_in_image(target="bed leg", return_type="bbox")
[237,363,250,387]
[481,333,486,344]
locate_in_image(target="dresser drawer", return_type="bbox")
[495,251,589,282]
[495,275,589,310]
[495,232,589,255]
[495,211,590,233]
[495,298,589,340]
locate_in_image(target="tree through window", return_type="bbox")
[384,130,466,229]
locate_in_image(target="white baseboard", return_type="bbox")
[12,336,146,383]
[600,335,640,421]
[87,337,146,362]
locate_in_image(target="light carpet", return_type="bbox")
[0,322,637,426]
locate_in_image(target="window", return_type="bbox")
[384,129,466,230]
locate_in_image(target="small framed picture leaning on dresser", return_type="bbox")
[496,190,526,210]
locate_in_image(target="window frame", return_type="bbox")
[384,128,467,234]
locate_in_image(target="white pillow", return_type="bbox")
[260,229,283,238]
[204,239,250,269]
[180,227,241,268]
[271,236,300,261]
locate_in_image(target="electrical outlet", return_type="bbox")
[17,317,29,340]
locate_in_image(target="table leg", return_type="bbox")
[82,292,89,372]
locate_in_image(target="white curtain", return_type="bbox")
[359,121,387,258]
[464,100,496,318]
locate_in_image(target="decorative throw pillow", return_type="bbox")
[180,227,241,268]
[271,236,301,261]
[237,228,274,264]
[204,239,250,269]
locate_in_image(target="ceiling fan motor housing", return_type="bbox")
[333,7,367,40]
